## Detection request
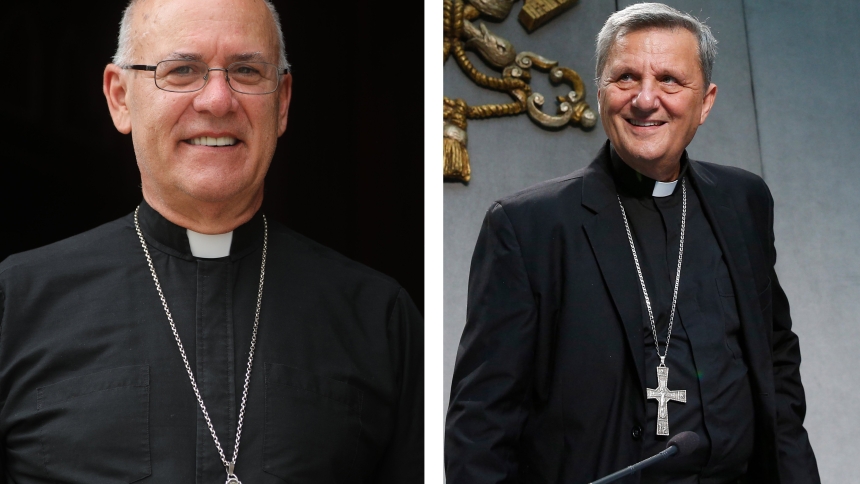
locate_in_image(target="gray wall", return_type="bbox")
[443,1,860,480]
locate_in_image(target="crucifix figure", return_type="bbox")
[646,366,686,436]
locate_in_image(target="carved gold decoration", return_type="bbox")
[519,0,578,32]
[470,0,515,19]
[444,101,471,182]
[443,0,595,183]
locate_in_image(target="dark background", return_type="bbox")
[0,1,424,312]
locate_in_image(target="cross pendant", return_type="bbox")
[646,366,686,436]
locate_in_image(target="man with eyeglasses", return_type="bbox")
[0,0,423,482]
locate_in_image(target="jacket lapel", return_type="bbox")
[580,148,777,401]
[581,146,646,393]
[580,151,776,401]
[687,161,774,398]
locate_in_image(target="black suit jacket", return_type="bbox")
[446,144,819,484]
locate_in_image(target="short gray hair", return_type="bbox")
[112,0,290,71]
[595,2,716,88]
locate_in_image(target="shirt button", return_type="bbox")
[632,425,643,440]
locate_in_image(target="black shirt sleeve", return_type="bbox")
[373,288,424,483]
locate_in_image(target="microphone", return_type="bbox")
[588,431,700,484]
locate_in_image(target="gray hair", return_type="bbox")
[112,0,290,71]
[595,2,716,88]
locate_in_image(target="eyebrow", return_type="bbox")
[164,52,203,61]
[162,52,267,63]
[228,52,266,63]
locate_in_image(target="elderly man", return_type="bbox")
[0,0,422,482]
[446,3,818,483]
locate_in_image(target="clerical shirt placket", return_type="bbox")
[196,258,237,483]
[626,192,708,482]
[638,181,754,482]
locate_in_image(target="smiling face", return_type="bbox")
[597,27,716,180]
[104,0,291,225]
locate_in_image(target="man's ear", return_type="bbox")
[277,73,292,137]
[699,82,718,125]
[103,64,132,134]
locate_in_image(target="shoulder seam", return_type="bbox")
[497,171,584,205]
[276,225,400,288]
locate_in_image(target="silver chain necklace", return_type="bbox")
[617,179,687,436]
[134,206,267,484]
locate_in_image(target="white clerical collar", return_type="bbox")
[186,229,233,258]
[652,179,679,198]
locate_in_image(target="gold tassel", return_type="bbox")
[443,123,471,182]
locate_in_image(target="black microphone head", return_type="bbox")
[667,431,700,457]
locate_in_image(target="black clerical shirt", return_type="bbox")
[611,148,755,483]
[0,202,423,483]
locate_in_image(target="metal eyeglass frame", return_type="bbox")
[122,60,290,95]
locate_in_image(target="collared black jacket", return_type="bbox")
[446,144,818,484]
[0,203,423,483]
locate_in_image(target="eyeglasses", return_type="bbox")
[123,60,289,94]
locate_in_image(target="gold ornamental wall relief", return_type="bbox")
[443,0,597,183]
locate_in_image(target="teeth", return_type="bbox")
[630,120,661,127]
[189,136,237,146]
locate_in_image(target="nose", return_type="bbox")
[192,69,237,117]
[631,79,659,111]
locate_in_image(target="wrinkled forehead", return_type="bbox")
[610,26,698,57]
[130,0,280,63]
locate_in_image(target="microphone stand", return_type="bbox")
[589,445,679,484]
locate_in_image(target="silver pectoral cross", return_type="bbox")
[646,366,686,436]
[225,464,241,484]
